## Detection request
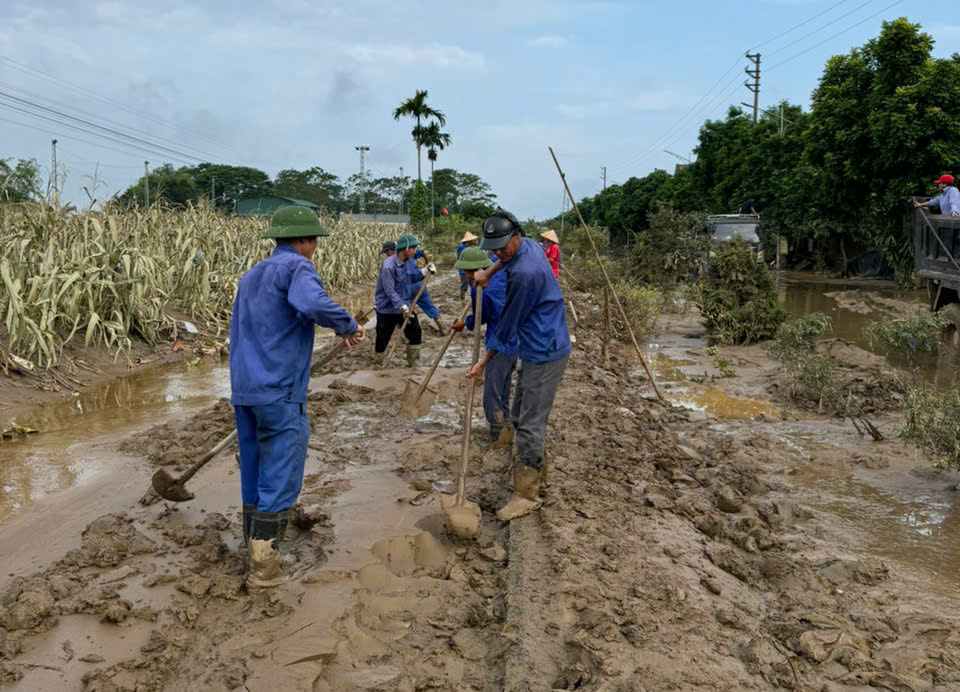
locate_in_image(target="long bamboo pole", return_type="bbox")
[548,147,663,402]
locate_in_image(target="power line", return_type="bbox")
[749,0,858,51]
[764,0,876,60]
[0,55,236,154]
[767,0,909,72]
[0,78,237,165]
[0,90,212,164]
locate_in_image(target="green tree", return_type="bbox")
[409,180,429,227]
[421,120,452,225]
[0,158,42,203]
[273,167,345,210]
[393,89,446,181]
[120,164,199,207]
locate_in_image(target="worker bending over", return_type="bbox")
[375,233,423,367]
[469,210,571,521]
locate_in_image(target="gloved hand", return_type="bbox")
[427,262,437,274]
[401,304,410,318]
[451,320,465,333]
[420,266,430,277]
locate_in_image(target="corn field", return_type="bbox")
[0,202,396,368]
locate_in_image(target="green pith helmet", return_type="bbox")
[395,233,420,250]
[261,206,329,239]
[455,246,493,270]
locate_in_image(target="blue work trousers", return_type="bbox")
[484,351,517,428]
[409,280,439,319]
[234,401,310,513]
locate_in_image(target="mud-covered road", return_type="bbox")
[2,273,959,691]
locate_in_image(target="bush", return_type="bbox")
[864,311,943,359]
[697,238,785,345]
[769,312,832,360]
[628,208,709,288]
[613,280,663,337]
[903,382,960,469]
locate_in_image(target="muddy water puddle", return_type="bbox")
[0,359,230,526]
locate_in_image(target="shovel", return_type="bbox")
[382,273,432,367]
[400,301,472,418]
[441,285,483,540]
[311,306,373,375]
[151,429,238,502]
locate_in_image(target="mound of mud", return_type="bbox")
[119,398,235,467]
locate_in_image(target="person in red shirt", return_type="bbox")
[539,230,560,278]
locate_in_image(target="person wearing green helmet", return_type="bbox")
[230,206,365,590]
[451,246,518,441]
[375,232,423,366]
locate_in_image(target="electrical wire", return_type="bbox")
[748,0,858,50]
[764,0,876,59]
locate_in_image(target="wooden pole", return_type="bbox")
[602,285,611,369]
[548,147,663,401]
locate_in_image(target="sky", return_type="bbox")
[1,0,957,219]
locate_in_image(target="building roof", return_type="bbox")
[235,196,323,216]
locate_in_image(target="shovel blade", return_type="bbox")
[440,493,481,539]
[151,468,196,503]
[400,377,438,419]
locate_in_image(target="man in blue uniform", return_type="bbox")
[468,210,571,521]
[456,231,478,301]
[230,206,365,589]
[375,233,423,367]
[451,246,517,442]
[382,239,443,334]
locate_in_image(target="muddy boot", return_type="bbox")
[434,316,447,336]
[241,504,255,546]
[374,351,385,367]
[497,464,543,522]
[489,424,502,443]
[247,510,288,591]
[406,345,421,368]
[540,450,550,489]
[498,421,515,445]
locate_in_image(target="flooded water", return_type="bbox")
[0,359,230,525]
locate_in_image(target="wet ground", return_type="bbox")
[1,271,960,690]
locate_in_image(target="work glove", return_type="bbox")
[427,262,437,274]
[420,266,430,277]
[401,304,410,318]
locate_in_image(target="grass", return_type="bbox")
[0,201,396,369]
[863,311,943,361]
[903,381,960,469]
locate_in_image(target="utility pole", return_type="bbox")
[144,161,150,207]
[354,145,369,214]
[601,166,607,191]
[211,175,215,207]
[398,166,403,216]
[745,52,761,124]
[559,186,566,239]
[49,139,58,202]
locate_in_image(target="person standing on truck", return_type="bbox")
[739,198,759,217]
[915,175,960,217]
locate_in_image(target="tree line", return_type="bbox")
[563,19,960,276]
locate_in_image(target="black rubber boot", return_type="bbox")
[247,510,288,591]
[241,504,255,546]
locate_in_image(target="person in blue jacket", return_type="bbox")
[456,231,478,301]
[451,246,518,441]
[230,206,365,589]
[468,210,571,521]
[375,234,423,367]
[382,239,444,334]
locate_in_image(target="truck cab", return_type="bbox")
[914,204,960,351]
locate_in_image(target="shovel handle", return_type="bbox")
[310,307,372,375]
[415,301,472,399]
[456,284,483,507]
[382,273,432,366]
[177,429,238,485]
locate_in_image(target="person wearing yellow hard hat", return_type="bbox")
[456,231,479,301]
[538,229,561,278]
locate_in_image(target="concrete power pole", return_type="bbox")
[211,175,216,207]
[398,166,403,216]
[355,145,370,214]
[745,53,761,124]
[144,161,150,207]
[49,139,58,202]
[601,166,607,191]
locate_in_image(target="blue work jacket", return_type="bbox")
[487,238,571,363]
[229,245,358,406]
[465,254,517,352]
[374,254,410,314]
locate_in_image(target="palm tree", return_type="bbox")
[422,121,452,227]
[392,90,446,181]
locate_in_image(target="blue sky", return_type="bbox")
[1,1,957,219]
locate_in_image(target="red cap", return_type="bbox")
[441,208,449,216]
[935,174,954,185]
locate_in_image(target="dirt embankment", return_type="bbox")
[2,279,959,691]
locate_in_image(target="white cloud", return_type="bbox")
[529,35,567,48]
[341,42,485,69]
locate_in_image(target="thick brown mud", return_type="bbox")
[1,270,959,691]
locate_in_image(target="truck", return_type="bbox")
[913,204,960,351]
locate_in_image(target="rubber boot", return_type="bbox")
[497,421,515,445]
[434,316,447,336]
[374,351,385,367]
[406,345,421,368]
[540,449,550,488]
[241,504,255,546]
[489,424,502,443]
[247,510,288,591]
[497,464,543,521]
